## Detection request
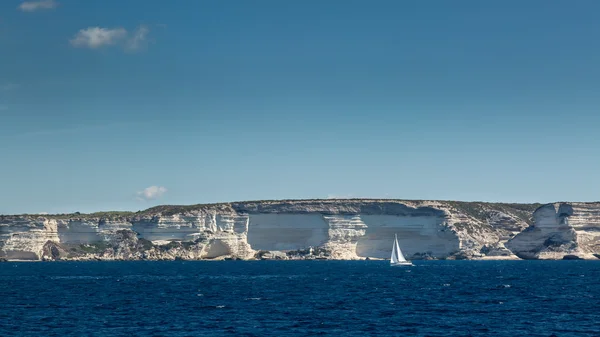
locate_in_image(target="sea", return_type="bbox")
[0,260,598,337]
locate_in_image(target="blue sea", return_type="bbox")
[1,261,599,336]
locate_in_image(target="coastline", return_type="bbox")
[2,199,599,262]
[3,256,598,262]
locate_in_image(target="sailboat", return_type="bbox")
[390,234,413,267]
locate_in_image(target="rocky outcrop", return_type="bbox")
[506,202,600,259]
[0,218,60,260]
[2,199,599,261]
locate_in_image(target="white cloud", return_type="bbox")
[125,25,149,52]
[18,0,57,12]
[136,186,167,201]
[70,25,151,51]
[70,27,127,49]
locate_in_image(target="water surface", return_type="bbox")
[1,260,598,336]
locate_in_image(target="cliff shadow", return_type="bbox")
[247,214,329,251]
[356,215,460,259]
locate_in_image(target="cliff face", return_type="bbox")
[506,202,600,259]
[1,199,598,261]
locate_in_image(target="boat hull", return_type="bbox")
[390,262,414,267]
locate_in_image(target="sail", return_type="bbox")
[390,234,408,265]
[395,237,407,262]
[390,236,399,264]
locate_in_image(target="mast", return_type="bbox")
[390,234,399,264]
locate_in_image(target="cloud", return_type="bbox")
[18,0,57,12]
[70,25,151,51]
[70,27,127,49]
[125,25,149,52]
[136,186,167,201]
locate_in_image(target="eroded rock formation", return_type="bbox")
[506,202,600,259]
[1,199,598,261]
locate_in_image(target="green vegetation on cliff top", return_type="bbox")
[444,201,541,224]
[1,199,544,221]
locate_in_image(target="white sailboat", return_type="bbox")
[390,234,413,266]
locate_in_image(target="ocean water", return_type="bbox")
[1,261,599,337]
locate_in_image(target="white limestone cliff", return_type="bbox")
[506,202,600,259]
[1,218,59,260]
[1,199,598,261]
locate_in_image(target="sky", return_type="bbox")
[1,0,600,214]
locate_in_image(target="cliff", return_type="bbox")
[505,202,600,259]
[1,199,598,261]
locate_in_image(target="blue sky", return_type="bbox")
[2,0,600,214]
